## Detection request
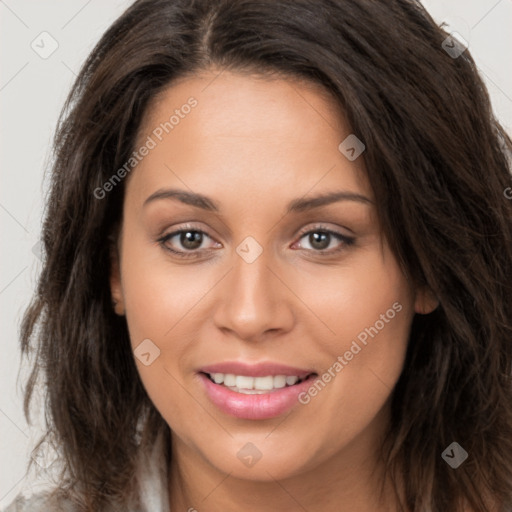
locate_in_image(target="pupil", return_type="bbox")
[310,232,329,250]
[181,231,202,250]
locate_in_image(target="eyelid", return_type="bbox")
[295,222,354,238]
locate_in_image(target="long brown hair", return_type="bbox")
[19,0,512,510]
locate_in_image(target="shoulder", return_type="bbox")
[1,492,78,512]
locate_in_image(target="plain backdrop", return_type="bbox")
[1,0,511,506]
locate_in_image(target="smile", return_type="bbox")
[197,362,318,420]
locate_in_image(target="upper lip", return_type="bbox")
[199,361,316,379]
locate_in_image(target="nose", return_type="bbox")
[212,246,295,342]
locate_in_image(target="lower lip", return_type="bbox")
[198,373,318,420]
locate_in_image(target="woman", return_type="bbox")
[4,0,512,510]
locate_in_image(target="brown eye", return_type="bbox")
[296,228,355,254]
[307,231,331,250]
[161,230,207,252]
[157,226,220,259]
[179,231,203,250]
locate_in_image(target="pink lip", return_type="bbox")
[199,361,314,378]
[197,362,318,420]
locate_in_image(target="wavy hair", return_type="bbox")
[19,0,512,510]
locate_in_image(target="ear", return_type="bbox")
[109,234,125,316]
[414,285,439,315]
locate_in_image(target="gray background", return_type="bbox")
[1,0,511,506]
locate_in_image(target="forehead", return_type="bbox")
[128,70,370,206]
[140,69,345,137]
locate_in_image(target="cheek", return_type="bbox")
[286,247,414,354]
[119,241,213,426]
[288,248,414,419]
[118,235,239,420]
[120,234,215,346]
[281,262,413,467]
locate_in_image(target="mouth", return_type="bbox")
[201,371,316,394]
[197,363,319,420]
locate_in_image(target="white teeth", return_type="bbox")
[208,372,307,392]
[235,375,254,389]
[273,375,287,388]
[254,376,274,390]
[223,374,236,387]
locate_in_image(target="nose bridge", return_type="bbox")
[232,245,272,303]
[212,237,293,339]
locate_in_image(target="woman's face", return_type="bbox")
[111,69,436,482]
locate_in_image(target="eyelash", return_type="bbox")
[157,223,355,259]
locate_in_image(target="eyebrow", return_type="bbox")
[143,188,372,213]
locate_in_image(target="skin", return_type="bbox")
[110,69,438,512]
